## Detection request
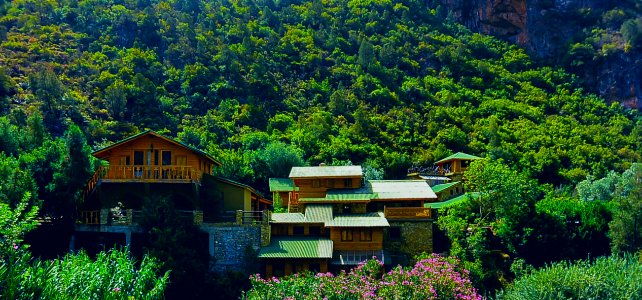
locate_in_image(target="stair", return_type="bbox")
[82,167,103,202]
[288,202,300,213]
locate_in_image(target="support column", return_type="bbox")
[69,234,76,251]
[125,231,131,246]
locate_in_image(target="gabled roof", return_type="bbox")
[425,192,481,209]
[323,187,375,202]
[325,212,390,227]
[92,130,221,166]
[211,175,268,201]
[368,180,437,200]
[269,178,299,192]
[431,181,460,194]
[271,213,308,223]
[289,166,363,178]
[435,152,481,164]
[258,237,333,259]
[271,204,333,224]
[305,204,333,223]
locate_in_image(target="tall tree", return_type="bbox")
[609,163,642,253]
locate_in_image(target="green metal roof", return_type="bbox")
[324,187,375,202]
[271,213,307,223]
[368,180,437,200]
[92,130,221,166]
[259,237,333,259]
[304,204,333,223]
[435,152,481,164]
[212,175,265,198]
[289,166,362,178]
[325,212,389,227]
[425,192,481,209]
[269,178,299,192]
[431,181,460,194]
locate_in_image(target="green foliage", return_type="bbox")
[438,159,542,290]
[244,255,480,299]
[0,248,169,300]
[496,255,642,300]
[609,163,642,253]
[0,0,636,186]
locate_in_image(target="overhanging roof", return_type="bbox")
[289,166,363,178]
[425,192,481,209]
[368,180,437,200]
[435,152,481,164]
[92,130,221,166]
[305,204,333,223]
[210,175,267,201]
[269,178,299,192]
[325,212,390,227]
[431,181,460,194]
[259,237,333,259]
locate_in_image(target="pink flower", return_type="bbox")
[113,287,121,292]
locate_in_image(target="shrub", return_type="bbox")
[496,255,642,300]
[244,254,481,299]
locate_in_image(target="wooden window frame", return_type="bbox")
[312,179,321,188]
[341,229,353,241]
[343,178,353,187]
[360,229,372,241]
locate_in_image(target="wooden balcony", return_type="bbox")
[97,165,201,183]
[384,207,432,219]
[77,209,202,226]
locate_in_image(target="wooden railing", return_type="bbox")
[83,168,105,200]
[98,165,200,182]
[79,210,101,225]
[77,209,205,226]
[384,207,432,219]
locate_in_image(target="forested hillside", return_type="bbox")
[0,0,640,190]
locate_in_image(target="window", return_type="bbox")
[360,229,372,241]
[326,179,335,188]
[293,226,304,235]
[309,226,321,236]
[309,263,321,273]
[461,160,470,168]
[162,151,172,166]
[341,229,353,241]
[119,156,130,165]
[389,227,401,240]
[343,178,353,187]
[134,151,144,165]
[312,179,320,188]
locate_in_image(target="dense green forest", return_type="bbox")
[1,0,641,298]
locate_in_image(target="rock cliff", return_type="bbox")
[441,0,641,108]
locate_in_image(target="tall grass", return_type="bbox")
[496,255,642,300]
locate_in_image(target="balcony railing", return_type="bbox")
[98,165,201,182]
[77,209,204,226]
[384,207,432,219]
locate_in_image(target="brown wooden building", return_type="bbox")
[76,130,270,256]
[261,165,437,276]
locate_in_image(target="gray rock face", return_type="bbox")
[441,0,642,108]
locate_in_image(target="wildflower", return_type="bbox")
[113,287,121,293]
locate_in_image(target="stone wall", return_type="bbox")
[202,225,262,272]
[385,220,433,264]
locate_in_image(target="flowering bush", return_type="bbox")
[244,254,481,299]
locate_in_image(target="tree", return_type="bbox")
[609,163,642,253]
[47,125,93,223]
[29,68,66,135]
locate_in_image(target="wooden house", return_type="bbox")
[76,130,270,253]
[260,165,437,276]
[434,152,481,181]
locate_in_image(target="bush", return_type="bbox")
[496,255,642,300]
[243,254,481,299]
